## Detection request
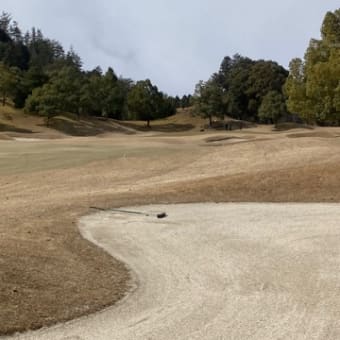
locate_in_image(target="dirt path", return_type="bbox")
[7,203,340,340]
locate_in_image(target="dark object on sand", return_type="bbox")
[157,212,167,219]
[90,207,167,219]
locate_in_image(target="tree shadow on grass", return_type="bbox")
[120,122,195,132]
[0,123,33,133]
[46,116,136,136]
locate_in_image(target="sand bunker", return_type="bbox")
[8,203,340,340]
[13,138,44,142]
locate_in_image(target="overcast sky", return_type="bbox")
[1,1,339,96]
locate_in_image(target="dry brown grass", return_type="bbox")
[274,122,314,131]
[287,131,338,138]
[1,107,340,335]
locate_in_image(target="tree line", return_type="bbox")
[0,12,191,125]
[285,9,340,125]
[194,55,289,125]
[1,9,339,127]
[194,8,340,126]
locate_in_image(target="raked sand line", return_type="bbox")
[6,203,340,340]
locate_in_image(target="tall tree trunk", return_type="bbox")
[147,120,150,128]
[208,115,212,127]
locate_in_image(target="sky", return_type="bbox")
[1,1,339,96]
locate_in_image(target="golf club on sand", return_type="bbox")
[90,206,167,219]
